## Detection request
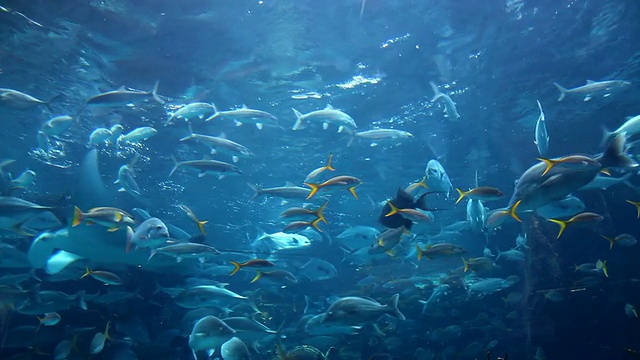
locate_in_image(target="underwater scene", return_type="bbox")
[0,0,640,359]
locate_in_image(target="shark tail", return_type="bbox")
[292,108,305,130]
[553,82,568,101]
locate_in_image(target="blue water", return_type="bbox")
[1,0,640,359]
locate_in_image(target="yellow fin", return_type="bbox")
[455,188,467,204]
[626,200,640,219]
[462,257,469,272]
[250,271,263,283]
[348,186,359,200]
[197,220,207,235]
[415,244,424,261]
[72,206,83,227]
[229,261,241,276]
[548,218,568,239]
[325,153,335,171]
[311,217,324,232]
[304,183,320,199]
[537,157,555,176]
[81,267,91,279]
[316,201,329,223]
[385,201,399,217]
[509,200,522,222]
[602,235,615,250]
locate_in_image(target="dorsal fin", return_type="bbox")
[586,80,595,84]
[325,104,335,110]
[117,86,126,91]
[284,181,296,187]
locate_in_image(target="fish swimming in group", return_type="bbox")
[378,188,432,230]
[180,129,254,163]
[429,81,460,120]
[85,82,163,107]
[534,100,549,157]
[553,79,631,101]
[321,293,406,325]
[169,156,242,179]
[206,104,279,130]
[126,217,170,252]
[292,105,358,133]
[0,87,57,110]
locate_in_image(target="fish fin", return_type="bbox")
[547,218,568,239]
[455,188,466,204]
[232,156,239,163]
[415,244,424,261]
[107,226,119,232]
[509,200,523,222]
[316,201,329,223]
[462,257,469,272]
[601,235,615,250]
[536,158,555,176]
[325,153,335,171]
[72,206,83,227]
[348,186,359,200]
[197,220,207,235]
[586,80,595,84]
[385,201,399,217]
[553,82,568,101]
[169,155,180,177]
[81,267,91,279]
[229,261,242,276]
[150,81,164,104]
[250,271,263,283]
[125,226,134,253]
[292,108,305,130]
[599,260,609,278]
[256,123,263,130]
[304,183,320,199]
[429,81,442,102]
[311,217,324,232]
[247,183,262,199]
[597,134,637,169]
[387,293,406,320]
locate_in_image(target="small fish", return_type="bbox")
[385,201,433,223]
[282,217,324,233]
[547,212,604,239]
[72,206,134,230]
[149,242,220,263]
[36,312,61,331]
[603,114,640,144]
[114,164,141,198]
[354,128,413,147]
[88,128,112,146]
[249,182,311,201]
[429,81,460,120]
[305,175,362,199]
[165,102,216,126]
[41,115,74,136]
[553,79,631,101]
[86,82,163,107]
[602,233,637,249]
[280,201,329,222]
[180,127,254,163]
[536,155,600,176]
[228,259,275,276]
[10,170,36,189]
[178,204,207,235]
[455,186,504,204]
[292,105,357,133]
[415,243,464,261]
[206,104,278,130]
[89,321,111,354]
[305,153,336,182]
[251,270,298,285]
[0,88,56,110]
[461,257,496,272]
[534,100,549,157]
[169,156,242,179]
[368,227,406,255]
[405,176,428,194]
[81,267,123,285]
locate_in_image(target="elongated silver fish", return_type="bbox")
[169,156,242,178]
[0,88,56,110]
[86,82,163,107]
[553,79,630,101]
[206,104,278,129]
[430,82,460,120]
[292,105,357,133]
[534,100,549,157]
[180,131,254,163]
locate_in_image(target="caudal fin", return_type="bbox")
[150,81,164,104]
[197,220,207,235]
[229,260,242,276]
[597,134,637,169]
[292,108,305,130]
[429,81,443,102]
[553,82,568,101]
[386,293,406,320]
[547,218,568,239]
[72,206,84,227]
[304,183,320,199]
[169,155,181,177]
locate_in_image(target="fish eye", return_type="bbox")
[156,225,162,230]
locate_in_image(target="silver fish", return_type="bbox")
[169,156,242,179]
[86,82,163,107]
[430,81,460,120]
[207,104,278,130]
[0,88,54,110]
[534,100,549,157]
[41,115,74,136]
[180,132,254,163]
[322,293,405,325]
[165,102,216,126]
[292,105,357,133]
[553,79,631,101]
[189,316,236,357]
